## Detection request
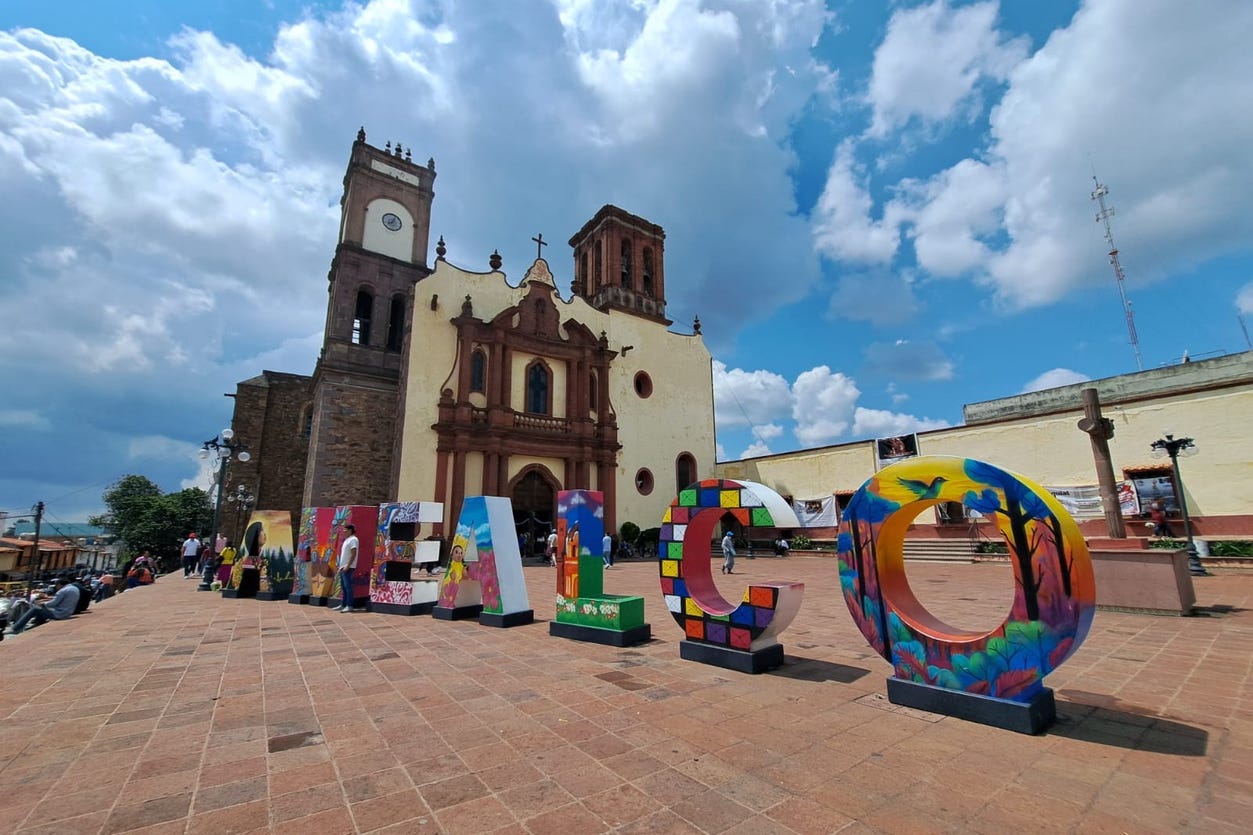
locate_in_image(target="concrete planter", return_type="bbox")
[1089,543,1196,616]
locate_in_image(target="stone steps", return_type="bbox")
[902,538,976,563]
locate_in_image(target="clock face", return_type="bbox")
[381,212,403,232]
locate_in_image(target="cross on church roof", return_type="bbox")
[532,233,547,260]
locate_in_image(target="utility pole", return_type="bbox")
[26,501,45,598]
[1091,175,1144,371]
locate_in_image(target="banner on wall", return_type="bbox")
[792,495,837,527]
[1117,481,1139,516]
[1043,485,1105,520]
[875,433,919,470]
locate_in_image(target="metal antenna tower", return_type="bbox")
[1090,175,1143,370]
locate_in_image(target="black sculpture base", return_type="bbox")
[370,600,436,616]
[309,596,336,607]
[479,609,534,628]
[287,594,310,605]
[220,588,254,600]
[255,590,286,601]
[679,640,784,674]
[549,621,652,647]
[886,678,1056,735]
[433,604,483,621]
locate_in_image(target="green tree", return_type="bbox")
[89,475,213,558]
[619,521,640,544]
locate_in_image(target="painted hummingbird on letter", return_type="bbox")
[896,476,947,499]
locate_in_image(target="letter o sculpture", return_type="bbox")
[659,479,804,653]
[837,456,1095,702]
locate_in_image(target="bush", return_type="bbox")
[1148,539,1186,550]
[975,541,1008,554]
[619,521,640,543]
[1211,540,1253,557]
[790,534,812,550]
[637,527,660,547]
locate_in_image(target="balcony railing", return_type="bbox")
[514,412,571,434]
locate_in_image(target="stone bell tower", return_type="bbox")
[303,128,437,508]
[568,205,670,324]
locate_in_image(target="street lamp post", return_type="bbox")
[1149,433,1210,577]
[198,430,252,591]
[227,484,256,539]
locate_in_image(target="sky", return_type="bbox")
[1,0,1251,527]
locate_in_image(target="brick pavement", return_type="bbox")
[2,557,1251,834]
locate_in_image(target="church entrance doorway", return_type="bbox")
[511,468,557,562]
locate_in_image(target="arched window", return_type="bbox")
[594,240,603,285]
[352,289,373,345]
[580,252,590,293]
[642,247,654,297]
[620,239,632,286]
[588,370,598,411]
[526,361,551,414]
[675,453,696,494]
[470,348,487,393]
[385,295,405,352]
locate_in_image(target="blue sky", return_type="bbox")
[1,0,1251,525]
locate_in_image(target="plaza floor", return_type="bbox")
[2,556,1251,834]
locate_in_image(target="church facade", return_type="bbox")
[226,131,716,541]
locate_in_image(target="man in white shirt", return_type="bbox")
[546,530,558,567]
[602,532,613,568]
[721,530,736,575]
[335,524,359,612]
[181,532,200,577]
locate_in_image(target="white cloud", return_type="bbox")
[740,439,774,459]
[791,365,860,446]
[0,410,50,430]
[851,407,950,438]
[754,423,784,441]
[713,360,792,428]
[866,0,1027,138]
[1021,368,1092,393]
[811,139,903,265]
[1237,282,1253,315]
[862,340,954,381]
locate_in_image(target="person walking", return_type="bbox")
[335,524,359,612]
[721,530,736,575]
[602,531,613,568]
[546,530,558,567]
[180,532,200,578]
[1149,500,1174,537]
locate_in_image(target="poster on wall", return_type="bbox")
[1117,481,1139,516]
[792,495,837,527]
[1130,475,1177,513]
[875,433,919,470]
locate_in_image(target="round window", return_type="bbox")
[635,469,654,495]
[634,371,653,398]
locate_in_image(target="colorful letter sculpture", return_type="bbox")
[659,479,804,673]
[837,456,1096,733]
[549,490,650,646]
[371,501,444,615]
[433,496,533,627]
[223,510,294,601]
[290,506,336,604]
